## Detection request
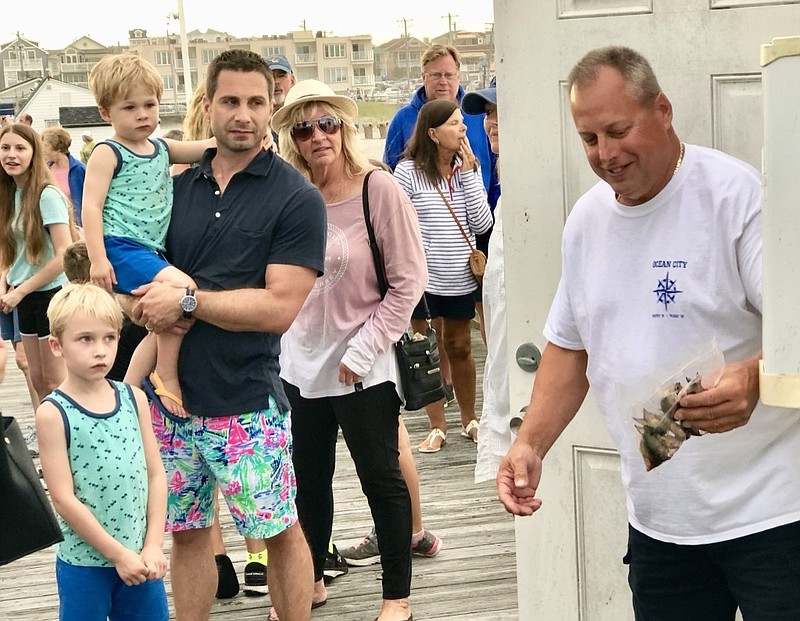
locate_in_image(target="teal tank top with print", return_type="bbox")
[102,138,172,252]
[44,381,148,567]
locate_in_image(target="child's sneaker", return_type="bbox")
[243,559,268,596]
[339,529,381,567]
[323,544,349,583]
[412,530,442,557]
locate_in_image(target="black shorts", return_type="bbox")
[17,286,61,337]
[410,292,476,321]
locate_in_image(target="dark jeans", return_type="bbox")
[625,521,800,620]
[285,380,412,599]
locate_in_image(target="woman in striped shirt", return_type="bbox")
[394,99,493,453]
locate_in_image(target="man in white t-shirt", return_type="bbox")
[497,46,800,620]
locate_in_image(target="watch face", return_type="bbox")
[181,295,197,313]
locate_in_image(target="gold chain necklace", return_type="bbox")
[673,142,685,176]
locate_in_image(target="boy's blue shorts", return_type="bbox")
[105,236,171,295]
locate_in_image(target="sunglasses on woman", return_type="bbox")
[290,116,343,141]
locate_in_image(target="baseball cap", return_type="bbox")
[267,54,293,74]
[462,76,497,115]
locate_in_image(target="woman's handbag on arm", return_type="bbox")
[435,186,487,284]
[0,414,63,565]
[362,171,446,411]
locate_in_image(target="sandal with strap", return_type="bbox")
[460,419,479,443]
[418,428,447,453]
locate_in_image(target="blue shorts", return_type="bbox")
[0,308,21,343]
[104,236,170,295]
[55,557,168,621]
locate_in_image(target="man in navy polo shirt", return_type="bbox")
[133,49,326,621]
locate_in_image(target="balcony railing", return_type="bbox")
[351,51,373,62]
[4,57,43,71]
[60,61,96,73]
[174,59,197,70]
[295,53,317,64]
[353,75,375,86]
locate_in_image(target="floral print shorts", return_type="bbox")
[151,399,297,539]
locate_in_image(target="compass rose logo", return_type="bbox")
[653,271,682,311]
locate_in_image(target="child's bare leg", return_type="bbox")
[124,332,157,387]
[151,267,196,417]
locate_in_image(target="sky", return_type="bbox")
[11,0,495,50]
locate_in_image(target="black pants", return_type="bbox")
[284,380,412,599]
[625,521,800,620]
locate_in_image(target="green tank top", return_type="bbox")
[44,381,148,567]
[101,138,172,252]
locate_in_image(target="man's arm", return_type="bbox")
[497,342,589,516]
[132,263,318,334]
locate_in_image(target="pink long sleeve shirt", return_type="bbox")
[280,170,427,399]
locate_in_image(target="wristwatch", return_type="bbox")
[179,287,197,319]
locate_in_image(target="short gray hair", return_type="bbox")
[568,46,662,108]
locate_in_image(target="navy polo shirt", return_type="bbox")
[167,148,326,417]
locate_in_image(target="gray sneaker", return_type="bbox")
[412,530,442,557]
[339,529,380,567]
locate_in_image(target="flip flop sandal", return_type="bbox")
[142,373,189,424]
[460,419,479,443]
[418,428,447,453]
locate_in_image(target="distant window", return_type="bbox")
[201,49,223,64]
[324,67,347,83]
[155,51,171,66]
[323,44,345,59]
[262,46,285,57]
[163,75,174,90]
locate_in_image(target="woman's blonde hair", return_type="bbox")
[183,80,212,140]
[0,124,66,270]
[88,53,163,111]
[278,101,371,182]
[48,283,124,339]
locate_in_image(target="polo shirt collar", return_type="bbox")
[197,148,273,178]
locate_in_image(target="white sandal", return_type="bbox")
[418,428,447,453]
[460,419,479,443]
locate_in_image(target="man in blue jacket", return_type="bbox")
[383,44,500,210]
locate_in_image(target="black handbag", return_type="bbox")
[362,171,446,411]
[0,415,63,565]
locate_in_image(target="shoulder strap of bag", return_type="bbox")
[435,185,476,252]
[362,169,388,299]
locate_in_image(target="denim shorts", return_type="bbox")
[0,308,21,343]
[55,557,168,621]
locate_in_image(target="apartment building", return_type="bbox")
[0,28,376,115]
[127,27,376,107]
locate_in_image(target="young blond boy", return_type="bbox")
[83,53,213,418]
[35,283,168,620]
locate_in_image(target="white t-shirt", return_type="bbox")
[544,144,800,545]
[475,198,512,483]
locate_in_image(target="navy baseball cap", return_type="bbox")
[462,76,497,115]
[267,54,293,74]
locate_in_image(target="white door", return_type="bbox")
[492,1,800,619]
